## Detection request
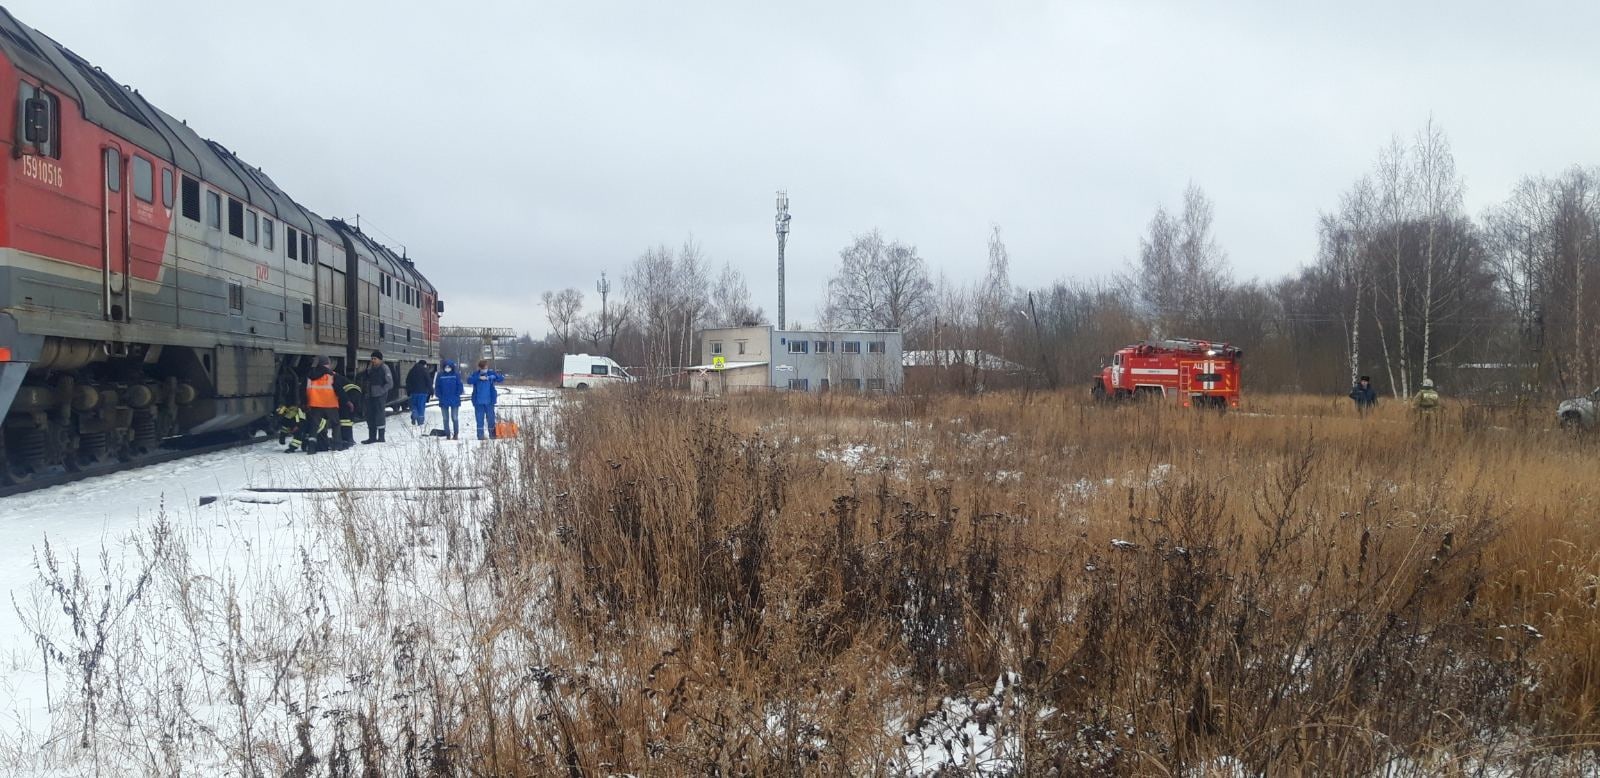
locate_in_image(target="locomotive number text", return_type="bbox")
[21,155,64,188]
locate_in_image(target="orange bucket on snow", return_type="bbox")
[494,420,519,438]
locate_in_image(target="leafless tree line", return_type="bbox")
[529,238,766,376]
[519,120,1596,397]
[839,121,1591,399]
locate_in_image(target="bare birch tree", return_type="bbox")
[710,263,765,327]
[624,238,711,376]
[1372,138,1416,397]
[1412,119,1464,385]
[823,229,934,336]
[540,288,584,353]
[977,225,1014,357]
[1138,183,1229,337]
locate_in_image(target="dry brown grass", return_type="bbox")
[462,387,1600,774]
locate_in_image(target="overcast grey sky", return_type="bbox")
[15,1,1599,336]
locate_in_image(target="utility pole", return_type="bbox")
[596,271,611,355]
[776,190,791,331]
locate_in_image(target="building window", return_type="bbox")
[246,212,258,244]
[132,156,153,202]
[842,341,861,354]
[787,340,809,354]
[104,148,120,192]
[866,378,886,392]
[818,379,830,391]
[205,190,221,229]
[868,341,886,354]
[161,169,173,208]
[841,378,862,391]
[302,301,312,326]
[227,282,243,313]
[286,227,299,260]
[711,341,723,355]
[737,341,746,355]
[181,176,200,221]
[815,340,833,353]
[788,378,809,391]
[263,218,274,250]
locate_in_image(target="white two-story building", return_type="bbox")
[690,325,903,394]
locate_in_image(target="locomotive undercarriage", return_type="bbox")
[0,338,201,484]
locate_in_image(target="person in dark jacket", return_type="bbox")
[466,359,505,440]
[337,372,363,449]
[434,359,464,440]
[406,360,432,426]
[1349,375,1377,415]
[303,357,347,454]
[362,351,394,444]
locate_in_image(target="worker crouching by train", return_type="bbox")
[362,351,394,444]
[277,404,307,453]
[303,357,346,454]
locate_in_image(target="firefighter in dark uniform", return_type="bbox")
[303,356,344,454]
[337,372,364,449]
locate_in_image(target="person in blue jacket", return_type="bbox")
[434,359,464,440]
[467,359,505,439]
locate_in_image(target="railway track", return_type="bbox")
[0,401,431,500]
[0,433,268,500]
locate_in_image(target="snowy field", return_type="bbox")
[0,386,554,774]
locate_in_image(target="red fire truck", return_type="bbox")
[1091,339,1242,408]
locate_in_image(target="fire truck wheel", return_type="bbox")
[1091,381,1108,401]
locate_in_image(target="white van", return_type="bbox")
[561,354,633,389]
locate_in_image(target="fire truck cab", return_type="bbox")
[1092,339,1242,408]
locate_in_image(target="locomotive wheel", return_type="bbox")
[0,454,31,485]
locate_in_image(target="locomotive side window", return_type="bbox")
[180,176,200,221]
[227,282,243,313]
[262,218,274,250]
[227,198,244,238]
[161,169,173,208]
[205,190,221,229]
[246,212,258,244]
[19,83,59,159]
[286,227,299,260]
[302,302,312,326]
[132,156,153,202]
[104,148,121,192]
[302,234,311,264]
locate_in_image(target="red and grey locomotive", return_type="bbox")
[0,8,442,481]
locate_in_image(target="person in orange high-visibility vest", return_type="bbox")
[303,356,344,454]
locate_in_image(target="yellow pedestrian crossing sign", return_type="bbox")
[713,356,726,370]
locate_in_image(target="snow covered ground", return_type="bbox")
[0,386,554,774]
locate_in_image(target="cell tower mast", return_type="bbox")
[775,190,791,330]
